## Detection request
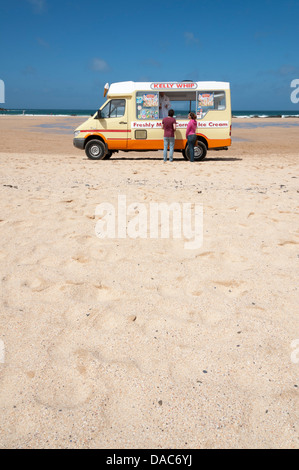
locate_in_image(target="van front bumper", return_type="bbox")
[73,138,85,150]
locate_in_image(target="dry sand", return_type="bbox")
[0,116,298,448]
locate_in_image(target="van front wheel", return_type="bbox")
[85,140,106,160]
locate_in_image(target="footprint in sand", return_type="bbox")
[29,277,51,292]
[189,290,203,297]
[59,199,74,204]
[38,256,60,267]
[261,244,272,254]
[92,310,128,331]
[217,251,248,263]
[71,254,90,264]
[278,240,299,246]
[195,251,215,259]
[71,235,93,245]
[212,280,246,297]
[157,285,189,300]
[33,363,96,408]
[59,281,113,302]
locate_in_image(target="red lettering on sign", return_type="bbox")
[151,82,197,90]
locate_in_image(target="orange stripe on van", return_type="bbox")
[127,138,231,150]
[208,138,231,148]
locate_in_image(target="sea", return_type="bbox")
[0,109,93,117]
[0,109,299,118]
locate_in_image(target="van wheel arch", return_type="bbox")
[84,134,106,148]
[196,135,208,150]
[84,135,109,160]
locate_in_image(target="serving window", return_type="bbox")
[135,90,226,120]
[136,91,197,119]
[161,91,197,119]
[197,91,226,119]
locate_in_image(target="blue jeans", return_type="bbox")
[187,134,197,162]
[163,137,175,161]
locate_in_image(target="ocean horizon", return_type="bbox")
[0,108,299,118]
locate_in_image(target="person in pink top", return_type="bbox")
[162,109,177,162]
[186,112,197,162]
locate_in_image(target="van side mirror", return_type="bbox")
[96,110,102,119]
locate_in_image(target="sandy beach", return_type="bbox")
[0,115,298,449]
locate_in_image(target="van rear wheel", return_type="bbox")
[85,140,106,160]
[185,141,207,161]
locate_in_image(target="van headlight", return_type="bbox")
[74,130,80,137]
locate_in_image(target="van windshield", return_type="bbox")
[100,99,125,118]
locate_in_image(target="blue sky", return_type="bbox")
[1,0,299,110]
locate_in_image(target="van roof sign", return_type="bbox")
[107,81,230,96]
[150,82,197,90]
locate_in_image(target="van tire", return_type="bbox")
[85,140,106,160]
[182,149,188,160]
[186,141,207,161]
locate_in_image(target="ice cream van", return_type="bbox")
[73,81,231,161]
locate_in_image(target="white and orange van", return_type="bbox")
[73,81,231,161]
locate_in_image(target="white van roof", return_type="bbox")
[108,81,230,96]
